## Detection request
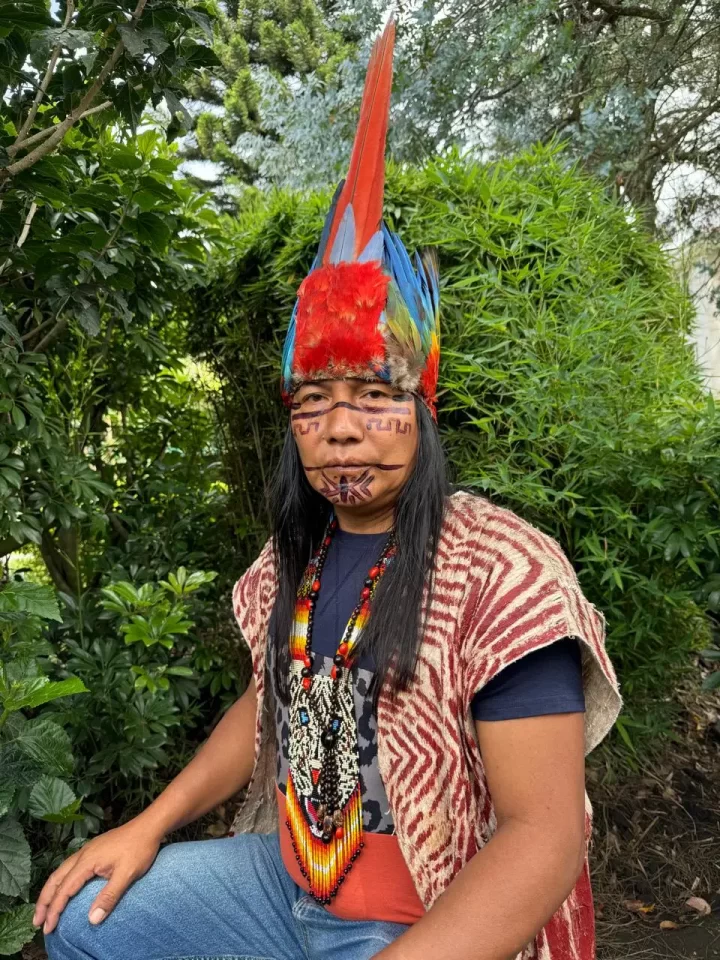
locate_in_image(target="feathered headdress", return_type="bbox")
[281,20,441,418]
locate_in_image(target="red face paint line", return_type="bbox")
[291,401,412,421]
[366,418,412,434]
[293,421,320,436]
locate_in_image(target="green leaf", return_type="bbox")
[122,620,153,645]
[150,158,176,174]
[0,901,36,956]
[701,670,720,691]
[28,776,82,822]
[10,405,25,429]
[0,582,61,621]
[0,818,31,900]
[613,716,636,753]
[163,89,191,129]
[117,23,146,58]
[166,665,194,677]
[186,8,214,40]
[179,42,218,68]
[61,62,85,96]
[0,733,43,788]
[114,80,145,130]
[104,582,140,604]
[134,213,171,253]
[106,148,143,171]
[77,303,100,336]
[13,716,74,777]
[3,2,51,29]
[3,677,88,712]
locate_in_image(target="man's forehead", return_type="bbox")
[298,378,387,389]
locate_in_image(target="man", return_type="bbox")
[38,21,621,960]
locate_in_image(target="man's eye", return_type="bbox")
[303,393,326,403]
[365,390,388,400]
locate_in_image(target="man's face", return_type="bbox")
[291,379,419,515]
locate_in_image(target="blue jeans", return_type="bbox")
[44,832,408,960]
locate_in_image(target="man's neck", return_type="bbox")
[333,503,395,534]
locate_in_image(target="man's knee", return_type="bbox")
[44,877,105,958]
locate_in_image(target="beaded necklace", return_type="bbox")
[285,514,396,904]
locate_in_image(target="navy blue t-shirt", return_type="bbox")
[313,527,586,720]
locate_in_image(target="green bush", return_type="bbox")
[0,581,88,956]
[191,142,720,732]
[46,565,236,828]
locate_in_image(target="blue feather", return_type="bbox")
[358,230,384,263]
[381,224,439,353]
[281,299,298,392]
[314,180,345,267]
[329,205,357,264]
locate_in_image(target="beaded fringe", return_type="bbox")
[286,774,364,902]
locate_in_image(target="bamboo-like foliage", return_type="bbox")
[192,143,720,717]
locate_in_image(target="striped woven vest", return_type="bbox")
[231,490,622,960]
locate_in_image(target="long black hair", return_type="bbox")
[270,398,450,706]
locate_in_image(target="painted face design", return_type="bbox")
[292,380,418,512]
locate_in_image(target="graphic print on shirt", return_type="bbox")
[287,661,359,835]
[277,659,394,834]
[286,653,365,899]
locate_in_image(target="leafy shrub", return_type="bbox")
[191,142,720,733]
[0,581,88,957]
[46,566,230,827]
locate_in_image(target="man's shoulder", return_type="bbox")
[232,537,277,641]
[443,490,571,579]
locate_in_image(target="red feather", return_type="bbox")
[322,20,395,264]
[294,262,389,375]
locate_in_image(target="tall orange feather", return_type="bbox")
[321,20,395,265]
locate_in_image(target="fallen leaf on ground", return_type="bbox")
[685,896,711,915]
[660,920,679,930]
[624,899,655,914]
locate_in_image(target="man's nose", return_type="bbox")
[324,403,364,442]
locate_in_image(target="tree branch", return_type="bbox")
[39,530,76,597]
[652,94,720,159]
[14,0,76,144]
[17,201,38,247]
[1,0,148,180]
[35,316,69,352]
[9,97,123,157]
[589,0,672,22]
[21,315,56,343]
[465,53,551,111]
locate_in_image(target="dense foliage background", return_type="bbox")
[191,144,720,731]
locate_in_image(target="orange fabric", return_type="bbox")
[277,786,424,925]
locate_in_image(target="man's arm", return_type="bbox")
[377,710,587,960]
[134,676,258,839]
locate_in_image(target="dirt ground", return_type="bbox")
[591,671,720,959]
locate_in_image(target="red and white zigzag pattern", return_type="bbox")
[231,491,622,960]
